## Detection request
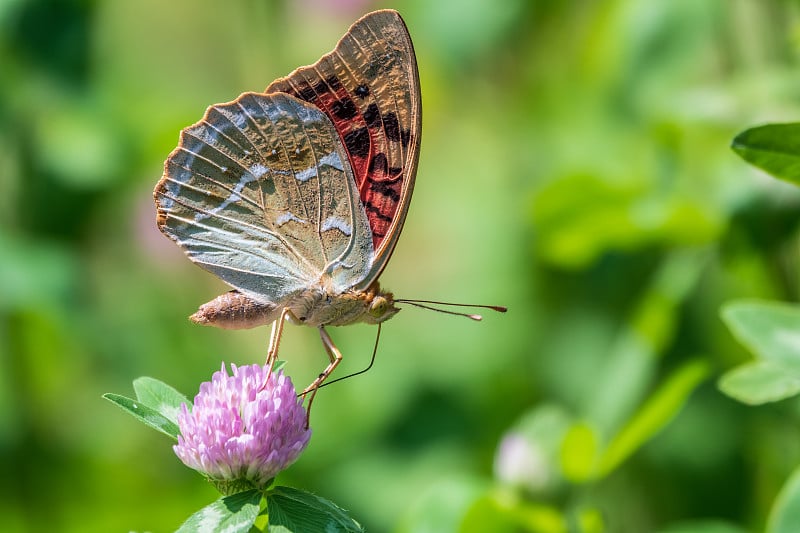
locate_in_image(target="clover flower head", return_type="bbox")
[174,363,311,492]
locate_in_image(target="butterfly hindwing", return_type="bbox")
[266,9,421,289]
[154,92,374,304]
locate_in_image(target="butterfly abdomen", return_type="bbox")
[190,290,280,330]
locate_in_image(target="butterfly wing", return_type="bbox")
[266,9,421,290]
[154,92,374,305]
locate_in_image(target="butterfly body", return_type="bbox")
[191,282,397,330]
[155,10,420,392]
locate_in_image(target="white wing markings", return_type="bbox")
[321,216,352,236]
[294,166,317,183]
[319,150,344,171]
[193,170,259,222]
[276,212,308,227]
[250,163,269,178]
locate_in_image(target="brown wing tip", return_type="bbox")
[358,9,403,22]
[153,179,171,228]
[265,9,411,95]
[155,211,167,228]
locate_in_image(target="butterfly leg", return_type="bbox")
[300,327,343,425]
[266,308,292,372]
[302,327,343,395]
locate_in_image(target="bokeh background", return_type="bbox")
[3,0,800,531]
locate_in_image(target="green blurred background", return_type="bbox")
[3,0,800,531]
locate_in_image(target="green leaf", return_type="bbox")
[102,393,180,440]
[177,489,262,533]
[597,359,709,478]
[719,300,800,404]
[731,123,800,185]
[719,361,800,405]
[722,300,800,369]
[768,465,800,533]
[719,301,800,405]
[133,376,190,424]
[266,486,363,532]
[556,359,709,485]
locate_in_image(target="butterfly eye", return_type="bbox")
[368,297,389,318]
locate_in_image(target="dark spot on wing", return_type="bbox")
[368,153,388,174]
[332,98,357,120]
[326,75,342,90]
[369,179,401,202]
[363,200,393,222]
[343,127,370,158]
[355,84,370,98]
[298,85,316,102]
[313,79,329,95]
[383,112,401,142]
[401,129,411,148]
[364,104,381,129]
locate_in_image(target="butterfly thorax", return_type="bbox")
[287,280,399,327]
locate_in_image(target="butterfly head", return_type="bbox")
[362,282,399,325]
[366,294,399,323]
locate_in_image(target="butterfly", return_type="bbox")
[154,10,502,395]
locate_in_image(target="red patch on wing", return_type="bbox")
[273,79,402,246]
[265,10,419,258]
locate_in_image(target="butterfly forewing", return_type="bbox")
[266,9,421,288]
[154,92,374,304]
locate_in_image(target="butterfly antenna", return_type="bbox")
[315,323,382,391]
[394,299,507,321]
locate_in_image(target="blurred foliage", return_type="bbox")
[768,465,800,533]
[719,300,800,405]
[4,0,800,532]
[732,123,800,187]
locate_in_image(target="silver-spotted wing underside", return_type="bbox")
[154,92,374,306]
